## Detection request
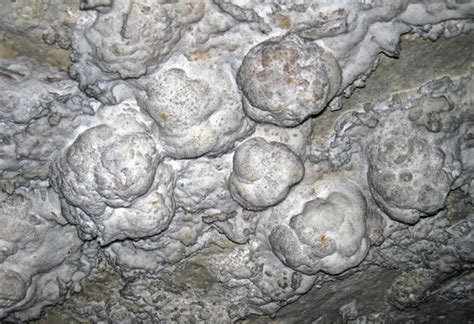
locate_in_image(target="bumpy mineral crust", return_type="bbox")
[0,0,473,322]
[0,192,84,321]
[136,67,254,158]
[237,35,341,126]
[70,0,205,90]
[367,127,456,224]
[267,173,370,275]
[229,137,304,210]
[51,101,175,244]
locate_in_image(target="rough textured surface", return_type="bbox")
[136,67,254,158]
[237,35,341,126]
[51,101,176,244]
[0,0,473,323]
[267,173,370,275]
[0,191,86,322]
[229,137,304,210]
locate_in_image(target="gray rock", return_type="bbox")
[0,0,473,322]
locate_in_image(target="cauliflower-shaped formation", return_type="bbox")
[94,164,175,245]
[138,68,254,159]
[52,106,175,244]
[367,133,455,224]
[0,194,83,321]
[71,0,205,87]
[229,137,304,211]
[54,124,157,216]
[267,176,369,275]
[237,35,341,127]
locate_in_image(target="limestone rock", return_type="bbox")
[0,0,473,322]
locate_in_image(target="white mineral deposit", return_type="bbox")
[0,0,472,322]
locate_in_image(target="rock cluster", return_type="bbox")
[0,0,473,322]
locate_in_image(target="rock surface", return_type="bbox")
[0,0,473,323]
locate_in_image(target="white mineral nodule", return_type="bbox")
[237,35,341,127]
[71,0,205,86]
[51,102,176,244]
[366,109,460,224]
[137,67,254,159]
[229,137,304,210]
[268,175,370,275]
